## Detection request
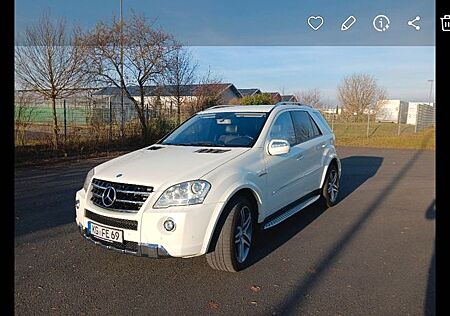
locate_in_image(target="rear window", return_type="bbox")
[313,112,332,134]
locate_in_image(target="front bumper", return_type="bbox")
[77,224,171,258]
[76,188,225,258]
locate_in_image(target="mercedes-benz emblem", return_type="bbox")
[102,186,116,207]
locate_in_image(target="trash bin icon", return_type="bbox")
[442,15,450,31]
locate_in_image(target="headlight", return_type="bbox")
[83,168,95,191]
[154,180,211,208]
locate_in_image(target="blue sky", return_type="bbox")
[191,46,435,104]
[15,0,435,45]
[15,0,435,104]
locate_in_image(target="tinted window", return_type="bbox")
[290,111,321,143]
[313,112,332,134]
[269,112,296,146]
[309,115,322,137]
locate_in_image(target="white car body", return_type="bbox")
[75,103,341,259]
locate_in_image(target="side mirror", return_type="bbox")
[267,139,290,156]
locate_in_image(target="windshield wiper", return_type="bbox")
[161,142,191,146]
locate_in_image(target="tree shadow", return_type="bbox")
[247,155,384,267]
[424,200,435,316]
[270,133,432,315]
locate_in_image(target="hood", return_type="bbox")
[93,145,250,190]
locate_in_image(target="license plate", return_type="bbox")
[88,221,124,243]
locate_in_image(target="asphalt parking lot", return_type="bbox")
[14,146,435,315]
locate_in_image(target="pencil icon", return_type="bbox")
[341,16,357,31]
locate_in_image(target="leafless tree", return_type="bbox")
[163,47,198,125]
[78,13,177,139]
[295,88,326,108]
[14,89,37,146]
[337,73,387,121]
[15,13,90,149]
[188,69,224,115]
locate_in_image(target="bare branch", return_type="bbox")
[337,73,387,121]
[77,13,177,138]
[295,88,326,109]
[15,13,90,149]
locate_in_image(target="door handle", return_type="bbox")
[296,154,304,161]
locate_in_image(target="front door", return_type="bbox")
[264,111,305,215]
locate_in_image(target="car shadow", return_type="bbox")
[424,200,435,316]
[269,133,432,314]
[247,155,384,268]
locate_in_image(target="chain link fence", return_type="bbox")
[320,111,433,140]
[14,97,435,148]
[14,97,194,147]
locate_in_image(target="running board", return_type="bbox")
[262,195,320,230]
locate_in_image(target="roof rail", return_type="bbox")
[206,104,236,110]
[275,101,312,107]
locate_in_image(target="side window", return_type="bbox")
[269,112,296,146]
[313,112,332,134]
[309,114,322,137]
[290,111,320,144]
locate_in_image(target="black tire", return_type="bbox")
[320,163,340,208]
[206,195,255,272]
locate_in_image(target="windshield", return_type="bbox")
[161,112,268,147]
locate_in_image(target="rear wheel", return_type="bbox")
[206,196,255,272]
[320,163,340,207]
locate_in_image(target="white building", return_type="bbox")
[321,107,342,115]
[407,102,435,130]
[375,100,409,123]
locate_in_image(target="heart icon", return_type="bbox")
[308,16,324,31]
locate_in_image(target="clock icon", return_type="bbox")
[373,14,391,32]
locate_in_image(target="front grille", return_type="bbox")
[85,209,138,231]
[90,178,153,212]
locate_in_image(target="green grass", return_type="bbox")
[331,123,435,150]
[15,106,89,125]
[331,122,416,138]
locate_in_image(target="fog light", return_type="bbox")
[163,219,175,232]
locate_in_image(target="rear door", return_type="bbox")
[290,110,326,193]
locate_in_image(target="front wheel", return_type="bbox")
[320,163,340,208]
[206,196,255,272]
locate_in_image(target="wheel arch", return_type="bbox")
[320,156,341,189]
[202,185,261,254]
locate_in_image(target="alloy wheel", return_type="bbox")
[327,168,339,203]
[234,205,253,263]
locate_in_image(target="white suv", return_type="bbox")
[75,103,341,272]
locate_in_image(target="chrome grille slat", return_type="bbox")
[115,199,145,205]
[90,178,153,212]
[92,183,151,196]
[116,189,151,196]
[92,182,108,190]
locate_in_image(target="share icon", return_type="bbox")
[408,16,421,31]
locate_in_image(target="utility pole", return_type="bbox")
[331,113,335,131]
[366,107,370,138]
[109,96,113,141]
[427,79,434,106]
[120,0,125,139]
